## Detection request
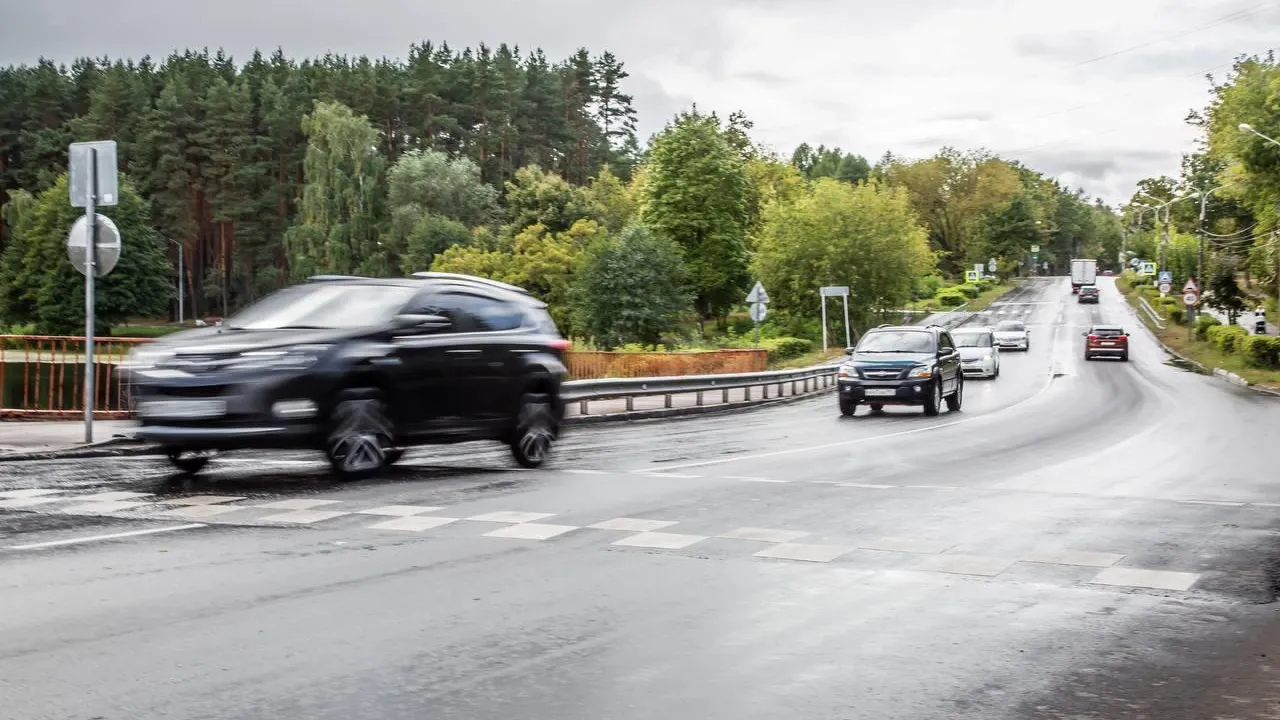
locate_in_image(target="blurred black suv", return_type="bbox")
[121,272,569,478]
[836,324,964,417]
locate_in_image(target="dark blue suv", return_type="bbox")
[836,325,964,417]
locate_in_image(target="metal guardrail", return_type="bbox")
[563,365,838,415]
[1138,297,1166,330]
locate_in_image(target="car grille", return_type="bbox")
[156,354,238,375]
[859,368,905,380]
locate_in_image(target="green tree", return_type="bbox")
[283,101,388,279]
[1206,257,1249,324]
[503,164,596,234]
[642,110,749,323]
[980,194,1039,277]
[400,214,472,274]
[753,178,934,330]
[571,223,691,346]
[0,174,170,334]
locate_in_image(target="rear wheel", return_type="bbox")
[325,390,396,480]
[923,380,942,416]
[839,396,856,417]
[510,392,557,468]
[945,376,963,412]
[1121,351,1129,362]
[167,450,213,475]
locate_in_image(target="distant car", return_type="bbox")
[951,327,1000,379]
[1103,270,1114,276]
[836,324,964,417]
[1078,285,1100,304]
[1083,324,1129,361]
[993,320,1030,351]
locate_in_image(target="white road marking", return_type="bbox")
[8,523,206,550]
[718,527,810,543]
[612,531,707,550]
[754,543,852,563]
[253,499,341,510]
[1178,500,1246,507]
[258,510,350,524]
[466,511,555,524]
[917,554,1016,577]
[369,516,459,532]
[73,491,153,502]
[635,472,703,479]
[0,489,67,499]
[0,497,66,509]
[589,518,679,532]
[904,485,962,491]
[162,495,246,506]
[731,477,790,483]
[858,537,953,554]
[156,504,245,519]
[355,505,444,517]
[1022,550,1125,567]
[836,483,896,489]
[61,501,148,514]
[484,523,578,540]
[1090,567,1201,592]
[561,469,607,475]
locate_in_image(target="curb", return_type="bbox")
[0,388,837,462]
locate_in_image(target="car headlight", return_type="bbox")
[983,352,994,361]
[908,365,934,378]
[837,363,854,378]
[226,344,331,371]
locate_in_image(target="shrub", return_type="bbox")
[1194,314,1221,341]
[912,275,944,300]
[936,290,967,307]
[956,283,982,299]
[1207,324,1248,353]
[1241,335,1280,369]
[761,336,813,360]
[1168,307,1186,325]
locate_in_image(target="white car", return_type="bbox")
[993,320,1030,351]
[952,327,1000,378]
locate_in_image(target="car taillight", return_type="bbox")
[1087,334,1098,340]
[548,339,572,351]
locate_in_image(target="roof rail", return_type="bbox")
[306,274,370,283]
[877,323,894,328]
[411,271,531,295]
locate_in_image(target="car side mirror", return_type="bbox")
[844,347,856,356]
[937,348,949,357]
[394,313,451,331]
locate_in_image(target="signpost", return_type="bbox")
[987,257,997,274]
[1159,282,1171,297]
[819,285,850,353]
[745,281,770,348]
[1182,277,1199,338]
[965,270,980,284]
[68,140,120,443]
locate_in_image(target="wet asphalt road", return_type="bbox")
[3,277,1280,719]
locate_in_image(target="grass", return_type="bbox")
[966,281,1020,312]
[1117,276,1280,390]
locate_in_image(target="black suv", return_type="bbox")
[836,325,964,417]
[121,273,568,478]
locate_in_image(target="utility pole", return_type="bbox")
[1197,189,1209,287]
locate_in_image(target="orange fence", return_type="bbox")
[0,335,149,419]
[566,349,767,379]
[0,335,768,419]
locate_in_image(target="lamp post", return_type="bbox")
[1238,123,1280,321]
[169,238,185,324]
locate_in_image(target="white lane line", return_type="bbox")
[639,309,1063,472]
[1089,567,1201,592]
[561,469,607,475]
[634,472,704,479]
[904,485,962,491]
[8,523,206,550]
[1178,500,1247,507]
[836,483,896,489]
[730,477,790,483]
[0,489,67,499]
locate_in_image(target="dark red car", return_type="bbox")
[1083,325,1129,361]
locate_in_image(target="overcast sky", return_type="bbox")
[4,0,1278,205]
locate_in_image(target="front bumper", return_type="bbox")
[1086,345,1127,357]
[837,377,934,405]
[961,357,997,377]
[995,338,1028,350]
[125,367,329,451]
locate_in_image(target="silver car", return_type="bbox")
[993,320,1030,351]
[952,327,1000,378]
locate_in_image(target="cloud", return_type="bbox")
[2,0,1276,203]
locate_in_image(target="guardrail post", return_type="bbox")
[763,384,769,399]
[744,385,752,401]
[791,380,798,395]
[626,396,634,411]
[696,391,704,406]
[664,394,672,408]
[579,399,589,415]
[722,388,729,403]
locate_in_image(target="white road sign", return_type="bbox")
[66,213,122,277]
[745,281,770,304]
[819,286,849,297]
[749,303,767,323]
[1183,291,1198,306]
[1159,282,1171,296]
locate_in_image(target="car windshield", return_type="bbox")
[996,321,1025,332]
[952,331,993,348]
[857,331,935,353]
[227,283,417,330]
[1093,327,1125,338]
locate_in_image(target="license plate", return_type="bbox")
[865,388,896,397]
[137,399,226,419]
[1100,341,1115,346]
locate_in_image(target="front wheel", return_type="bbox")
[839,396,856,417]
[325,391,396,480]
[510,392,557,468]
[923,380,942,416]
[167,450,213,475]
[945,376,963,412]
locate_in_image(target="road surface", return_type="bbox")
[2,277,1279,719]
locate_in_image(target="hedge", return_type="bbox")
[1206,324,1248,353]
[1194,314,1221,341]
[1168,307,1186,325]
[1241,336,1280,369]
[936,290,967,307]
[761,336,813,360]
[957,284,982,299]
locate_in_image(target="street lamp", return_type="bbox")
[1238,123,1280,321]
[169,238,185,325]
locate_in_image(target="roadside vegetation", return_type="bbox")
[2,44,1117,355]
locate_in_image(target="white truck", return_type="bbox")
[1070,258,1097,294]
